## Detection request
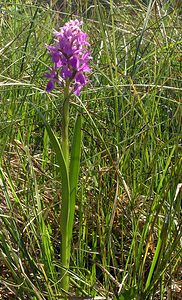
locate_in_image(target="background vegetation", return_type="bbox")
[0,0,181,299]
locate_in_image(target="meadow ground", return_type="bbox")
[0,0,181,299]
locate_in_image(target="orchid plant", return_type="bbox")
[44,20,91,295]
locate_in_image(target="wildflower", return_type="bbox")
[45,19,91,96]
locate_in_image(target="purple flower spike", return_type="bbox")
[45,19,91,95]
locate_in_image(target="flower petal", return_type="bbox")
[46,81,54,92]
[73,84,82,96]
[61,66,73,79]
[69,56,79,70]
[75,72,86,85]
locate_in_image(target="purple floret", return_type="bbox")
[45,19,91,95]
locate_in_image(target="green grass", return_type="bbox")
[0,0,181,299]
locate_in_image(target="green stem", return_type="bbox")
[61,233,70,294]
[62,82,70,169]
[61,81,70,295]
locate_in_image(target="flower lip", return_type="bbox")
[75,73,86,85]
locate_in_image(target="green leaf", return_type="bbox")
[43,120,70,234]
[68,113,82,241]
[27,103,70,234]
